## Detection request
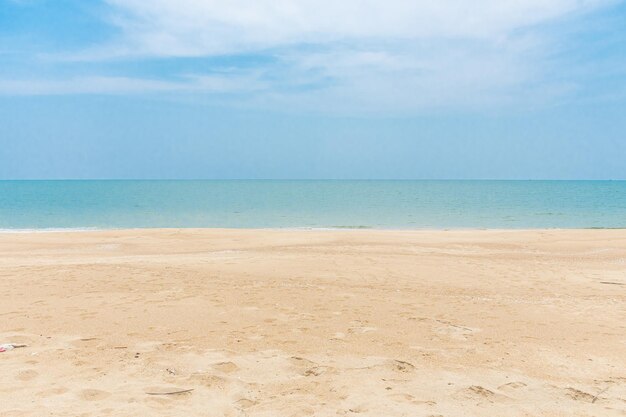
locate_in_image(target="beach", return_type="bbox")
[1,228,625,416]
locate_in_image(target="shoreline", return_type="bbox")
[2,226,626,234]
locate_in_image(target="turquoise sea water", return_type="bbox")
[0,180,624,230]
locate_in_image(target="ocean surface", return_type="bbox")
[0,180,625,230]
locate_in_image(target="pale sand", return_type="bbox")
[1,229,625,417]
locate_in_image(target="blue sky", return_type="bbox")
[1,0,625,179]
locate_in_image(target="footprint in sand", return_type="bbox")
[212,361,239,373]
[304,366,332,377]
[389,393,436,406]
[387,359,415,373]
[288,356,317,372]
[36,387,69,397]
[467,385,496,398]
[498,381,528,391]
[187,373,227,389]
[16,370,39,381]
[435,322,479,341]
[79,389,112,401]
[565,387,596,403]
[454,385,509,403]
[235,398,256,409]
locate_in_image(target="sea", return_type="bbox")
[0,180,624,230]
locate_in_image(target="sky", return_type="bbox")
[1,0,625,179]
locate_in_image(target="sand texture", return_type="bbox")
[1,229,625,416]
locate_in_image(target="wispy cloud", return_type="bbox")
[100,0,611,57]
[1,0,621,112]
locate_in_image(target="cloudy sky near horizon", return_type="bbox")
[1,0,626,179]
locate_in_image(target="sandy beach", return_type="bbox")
[1,228,625,416]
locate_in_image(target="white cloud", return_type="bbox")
[8,0,619,111]
[103,0,609,56]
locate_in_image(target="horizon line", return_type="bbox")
[1,178,625,182]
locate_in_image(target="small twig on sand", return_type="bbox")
[146,389,194,396]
